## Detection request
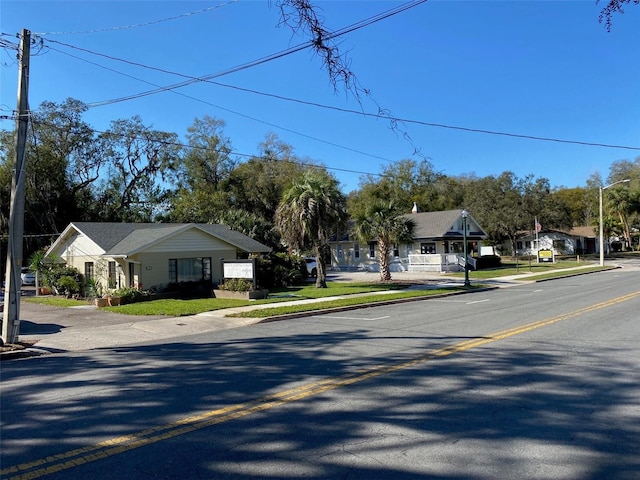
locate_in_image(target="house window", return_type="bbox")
[393,244,399,257]
[108,261,117,289]
[354,243,360,259]
[516,241,523,250]
[368,242,376,259]
[420,243,436,254]
[129,263,135,287]
[169,257,212,283]
[84,262,94,280]
[553,239,566,253]
[337,244,344,261]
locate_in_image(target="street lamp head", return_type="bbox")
[603,179,631,190]
[461,209,468,218]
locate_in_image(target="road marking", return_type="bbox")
[320,315,391,321]
[4,290,639,480]
[465,299,490,305]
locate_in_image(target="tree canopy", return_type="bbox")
[1,99,639,267]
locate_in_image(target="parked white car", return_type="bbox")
[21,268,36,286]
[305,257,318,277]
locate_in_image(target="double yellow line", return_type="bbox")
[4,290,639,480]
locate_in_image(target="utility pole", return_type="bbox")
[2,29,30,345]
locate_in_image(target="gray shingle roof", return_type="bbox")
[401,209,486,239]
[70,222,271,255]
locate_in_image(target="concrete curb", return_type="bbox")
[255,286,499,324]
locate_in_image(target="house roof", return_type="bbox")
[566,226,597,238]
[64,222,271,255]
[517,226,598,239]
[402,209,487,239]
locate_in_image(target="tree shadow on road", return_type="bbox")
[2,328,638,479]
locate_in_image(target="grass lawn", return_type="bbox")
[228,286,476,318]
[268,281,408,298]
[449,260,599,279]
[515,265,614,281]
[24,281,413,317]
[23,261,612,318]
[24,297,90,308]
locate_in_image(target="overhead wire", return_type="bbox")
[30,2,435,164]
[46,0,430,108]
[30,1,240,35]
[8,0,639,178]
[44,45,397,164]
[42,40,640,152]
[25,115,384,180]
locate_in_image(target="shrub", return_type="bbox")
[112,287,146,305]
[162,280,212,299]
[57,276,80,297]
[256,253,305,288]
[86,278,104,299]
[220,278,253,292]
[476,255,502,270]
[49,266,83,293]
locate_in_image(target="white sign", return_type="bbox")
[480,246,498,257]
[223,262,254,279]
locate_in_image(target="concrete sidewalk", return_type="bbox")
[15,288,453,354]
[5,264,605,357]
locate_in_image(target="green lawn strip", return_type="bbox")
[24,297,89,307]
[104,298,257,316]
[107,282,411,316]
[518,265,615,282]
[23,282,411,316]
[447,261,597,280]
[228,286,479,318]
[268,281,408,298]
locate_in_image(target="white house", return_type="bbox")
[329,209,488,273]
[46,222,271,291]
[512,226,598,257]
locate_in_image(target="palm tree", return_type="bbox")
[353,200,415,281]
[606,185,634,251]
[275,170,347,288]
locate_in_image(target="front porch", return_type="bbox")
[407,254,474,273]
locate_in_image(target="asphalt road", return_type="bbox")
[1,269,639,480]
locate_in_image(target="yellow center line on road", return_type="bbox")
[4,290,639,480]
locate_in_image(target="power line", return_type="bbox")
[169,81,640,152]
[40,31,640,152]
[45,0,429,108]
[30,1,240,35]
[25,115,383,180]
[42,45,397,164]
[27,1,431,162]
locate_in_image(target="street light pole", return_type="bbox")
[461,209,470,287]
[599,179,631,267]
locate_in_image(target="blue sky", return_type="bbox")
[1,1,639,194]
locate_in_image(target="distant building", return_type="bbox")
[329,209,488,273]
[511,226,598,257]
